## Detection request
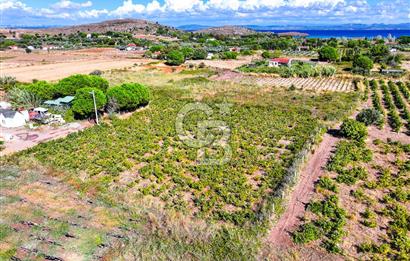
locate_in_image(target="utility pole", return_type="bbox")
[90,91,99,125]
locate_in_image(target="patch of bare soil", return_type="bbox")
[0,48,155,82]
[189,55,255,70]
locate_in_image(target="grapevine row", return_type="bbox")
[389,81,410,130]
[397,82,409,101]
[380,80,402,132]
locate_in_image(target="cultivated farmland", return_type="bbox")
[1,69,360,259]
[212,71,355,92]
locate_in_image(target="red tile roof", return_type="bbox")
[271,58,291,64]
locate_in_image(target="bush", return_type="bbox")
[7,87,42,109]
[166,50,185,66]
[317,177,338,192]
[293,222,322,243]
[72,87,107,118]
[90,70,103,76]
[19,81,57,100]
[192,49,207,60]
[340,119,368,141]
[356,108,383,126]
[56,74,109,96]
[106,83,150,112]
[0,76,17,91]
[220,51,238,60]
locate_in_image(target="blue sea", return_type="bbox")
[258,29,410,39]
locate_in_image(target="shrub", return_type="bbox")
[7,87,42,108]
[166,50,185,66]
[340,119,368,141]
[192,49,207,60]
[317,177,338,192]
[90,70,103,76]
[56,74,109,96]
[0,76,17,91]
[106,83,150,111]
[72,87,107,118]
[19,80,57,100]
[292,222,322,243]
[220,51,238,60]
[336,167,368,185]
[356,108,383,126]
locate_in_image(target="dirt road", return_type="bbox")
[0,122,91,156]
[267,133,339,246]
[1,59,138,82]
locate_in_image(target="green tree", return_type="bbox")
[19,81,57,100]
[107,83,150,111]
[318,46,339,62]
[369,44,389,62]
[166,50,185,66]
[56,74,109,96]
[352,55,373,74]
[72,87,107,118]
[181,47,194,59]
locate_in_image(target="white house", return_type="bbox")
[268,58,293,67]
[0,109,29,128]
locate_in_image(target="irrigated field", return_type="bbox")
[2,69,360,259]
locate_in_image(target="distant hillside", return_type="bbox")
[196,26,256,36]
[5,19,179,36]
[179,23,410,32]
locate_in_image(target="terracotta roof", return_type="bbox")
[271,58,291,64]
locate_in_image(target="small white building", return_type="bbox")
[268,58,293,67]
[0,109,29,128]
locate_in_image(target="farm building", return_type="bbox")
[269,58,293,67]
[0,109,29,128]
[44,96,74,107]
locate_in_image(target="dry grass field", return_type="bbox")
[0,48,154,82]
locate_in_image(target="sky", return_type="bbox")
[1,0,409,27]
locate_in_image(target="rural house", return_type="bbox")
[269,58,293,67]
[0,109,29,128]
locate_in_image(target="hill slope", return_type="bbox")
[7,19,178,35]
[196,25,256,36]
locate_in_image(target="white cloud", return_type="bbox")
[146,0,163,13]
[346,5,358,12]
[288,0,344,8]
[52,0,92,10]
[165,0,207,12]
[207,0,240,11]
[78,9,109,18]
[0,0,32,11]
[111,0,145,16]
